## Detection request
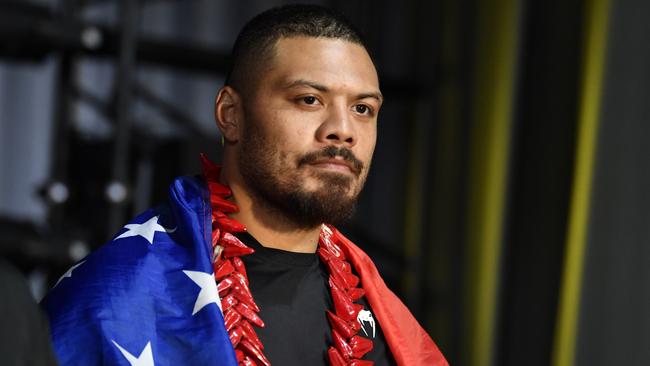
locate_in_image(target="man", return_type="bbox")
[43,5,447,366]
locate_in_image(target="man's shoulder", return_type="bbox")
[42,175,213,323]
[41,176,238,365]
[42,206,184,309]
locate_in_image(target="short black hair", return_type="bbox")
[225,4,370,94]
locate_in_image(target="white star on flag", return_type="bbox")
[54,260,86,288]
[112,340,154,366]
[183,270,222,315]
[114,215,175,245]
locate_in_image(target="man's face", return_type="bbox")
[237,36,382,227]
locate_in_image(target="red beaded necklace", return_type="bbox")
[201,154,374,366]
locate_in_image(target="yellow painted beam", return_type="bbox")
[552,0,611,365]
[464,0,520,365]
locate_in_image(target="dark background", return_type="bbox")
[0,0,648,365]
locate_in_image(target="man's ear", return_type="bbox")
[215,86,243,143]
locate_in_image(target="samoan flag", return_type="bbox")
[42,176,238,366]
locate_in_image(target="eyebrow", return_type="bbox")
[283,79,384,103]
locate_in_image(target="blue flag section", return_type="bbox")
[42,176,238,366]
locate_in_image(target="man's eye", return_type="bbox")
[355,104,370,114]
[302,96,317,105]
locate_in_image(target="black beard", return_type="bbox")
[238,123,365,228]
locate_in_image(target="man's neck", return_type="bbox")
[238,218,321,254]
[223,180,321,254]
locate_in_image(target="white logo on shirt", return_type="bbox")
[357,309,376,338]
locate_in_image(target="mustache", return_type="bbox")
[298,146,364,175]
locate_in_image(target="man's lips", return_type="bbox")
[309,158,357,174]
[298,146,364,176]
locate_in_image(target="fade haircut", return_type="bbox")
[225,4,370,96]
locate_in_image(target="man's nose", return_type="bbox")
[315,103,356,146]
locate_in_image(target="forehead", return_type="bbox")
[263,36,380,93]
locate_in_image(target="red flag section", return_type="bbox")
[335,229,449,366]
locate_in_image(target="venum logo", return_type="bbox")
[357,309,376,338]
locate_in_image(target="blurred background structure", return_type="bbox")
[0,0,648,365]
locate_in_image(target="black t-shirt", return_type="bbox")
[238,233,396,366]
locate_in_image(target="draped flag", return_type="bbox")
[42,174,447,366]
[42,176,238,366]
[338,234,449,366]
